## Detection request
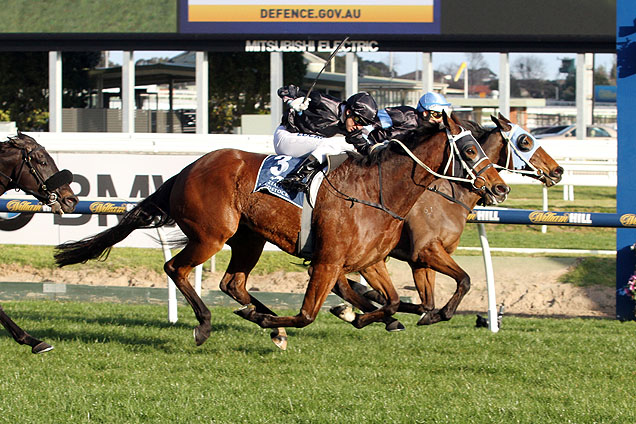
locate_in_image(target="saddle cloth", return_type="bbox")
[253,153,348,258]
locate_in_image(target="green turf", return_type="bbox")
[0,301,634,423]
[1,0,176,33]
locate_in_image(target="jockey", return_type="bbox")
[274,85,378,191]
[369,92,452,144]
[416,91,452,126]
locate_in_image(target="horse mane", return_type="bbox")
[460,120,497,143]
[351,120,442,166]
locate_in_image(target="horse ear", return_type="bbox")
[498,112,512,124]
[492,114,511,131]
[444,110,460,135]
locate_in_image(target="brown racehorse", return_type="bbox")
[55,112,509,347]
[331,114,563,328]
[0,132,78,353]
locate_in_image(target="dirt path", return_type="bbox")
[0,256,616,318]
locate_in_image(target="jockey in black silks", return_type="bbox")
[273,84,379,192]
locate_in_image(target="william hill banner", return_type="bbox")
[466,208,636,228]
[180,0,440,35]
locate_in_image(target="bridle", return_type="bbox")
[392,127,496,195]
[494,123,559,185]
[0,138,73,207]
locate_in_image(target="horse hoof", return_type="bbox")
[193,326,210,346]
[417,311,439,325]
[385,320,405,332]
[234,304,256,320]
[270,328,288,351]
[32,341,54,354]
[329,304,355,323]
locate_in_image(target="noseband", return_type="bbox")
[496,124,558,184]
[0,140,72,207]
[392,128,494,194]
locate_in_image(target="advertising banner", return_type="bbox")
[179,0,441,35]
[0,152,202,248]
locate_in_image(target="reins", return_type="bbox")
[0,139,65,206]
[321,127,493,220]
[321,162,406,220]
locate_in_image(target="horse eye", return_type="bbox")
[517,135,534,152]
[463,145,477,157]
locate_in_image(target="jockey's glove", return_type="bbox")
[289,97,310,114]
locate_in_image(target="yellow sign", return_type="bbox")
[189,2,434,23]
[454,62,466,82]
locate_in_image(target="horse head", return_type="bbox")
[1,132,78,214]
[490,113,563,187]
[442,112,509,205]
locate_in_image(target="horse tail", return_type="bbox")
[54,175,178,267]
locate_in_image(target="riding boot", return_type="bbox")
[279,155,321,192]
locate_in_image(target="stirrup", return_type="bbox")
[280,177,308,192]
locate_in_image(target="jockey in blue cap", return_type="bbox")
[416,92,452,125]
[369,92,453,145]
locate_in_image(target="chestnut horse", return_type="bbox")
[331,114,563,328]
[0,132,78,353]
[55,113,509,347]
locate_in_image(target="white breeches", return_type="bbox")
[273,125,354,163]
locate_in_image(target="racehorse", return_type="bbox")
[0,132,78,353]
[54,112,509,347]
[331,114,563,328]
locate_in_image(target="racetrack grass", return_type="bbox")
[1,301,634,423]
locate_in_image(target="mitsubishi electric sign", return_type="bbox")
[179,0,441,35]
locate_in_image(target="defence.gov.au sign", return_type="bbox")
[179,0,441,35]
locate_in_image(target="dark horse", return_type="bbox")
[55,113,509,347]
[0,132,78,353]
[331,114,563,328]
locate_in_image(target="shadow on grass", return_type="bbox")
[0,309,267,351]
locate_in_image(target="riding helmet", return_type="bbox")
[416,92,451,113]
[345,92,378,125]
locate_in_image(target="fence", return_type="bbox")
[2,197,631,332]
[0,132,622,329]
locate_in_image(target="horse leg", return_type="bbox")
[219,231,288,350]
[164,239,224,346]
[235,263,341,328]
[351,262,401,329]
[0,304,53,354]
[415,244,470,325]
[330,273,404,332]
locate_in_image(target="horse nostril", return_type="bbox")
[552,166,564,178]
[495,184,510,195]
[65,196,79,208]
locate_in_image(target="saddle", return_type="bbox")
[252,152,349,258]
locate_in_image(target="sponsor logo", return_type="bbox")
[476,210,500,222]
[568,212,592,224]
[620,214,636,227]
[245,39,379,53]
[528,211,569,224]
[5,200,43,212]
[466,210,500,222]
[89,202,128,214]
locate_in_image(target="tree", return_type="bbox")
[512,55,547,80]
[208,52,305,133]
[466,52,488,71]
[0,52,100,130]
